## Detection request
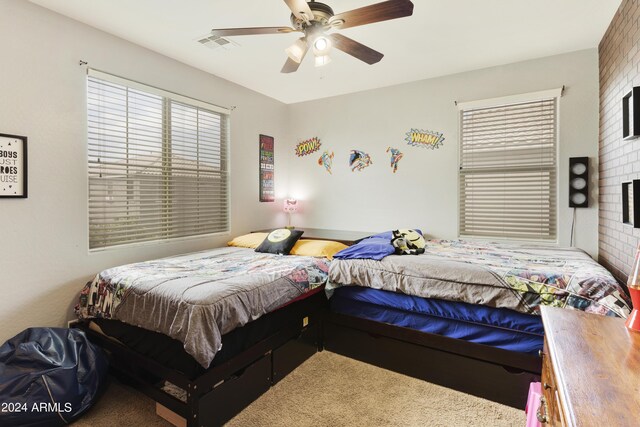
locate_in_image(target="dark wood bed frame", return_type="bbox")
[77,291,326,427]
[323,311,542,408]
[78,292,542,425]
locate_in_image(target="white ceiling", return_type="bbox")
[30,0,621,104]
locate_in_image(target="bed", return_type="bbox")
[74,245,333,427]
[324,238,632,408]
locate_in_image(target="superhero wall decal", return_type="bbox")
[349,150,373,172]
[386,147,403,173]
[317,150,334,174]
[296,127,444,176]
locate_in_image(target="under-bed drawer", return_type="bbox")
[272,321,318,383]
[198,355,271,426]
[324,320,540,408]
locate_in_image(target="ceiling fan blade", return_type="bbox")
[330,0,414,30]
[281,41,309,73]
[329,34,383,65]
[283,0,315,21]
[210,27,297,37]
[281,57,303,73]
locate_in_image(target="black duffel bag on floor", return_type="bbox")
[0,327,108,426]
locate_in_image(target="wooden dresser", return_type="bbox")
[539,306,640,426]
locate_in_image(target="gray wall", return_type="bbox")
[284,49,601,257]
[0,0,287,342]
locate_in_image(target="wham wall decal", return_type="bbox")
[405,129,445,150]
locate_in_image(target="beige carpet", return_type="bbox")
[73,351,524,427]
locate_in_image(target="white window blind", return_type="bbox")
[459,96,558,241]
[87,70,229,249]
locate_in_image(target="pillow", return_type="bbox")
[255,229,304,255]
[391,229,426,255]
[290,239,349,260]
[369,229,422,240]
[332,237,396,260]
[227,232,269,249]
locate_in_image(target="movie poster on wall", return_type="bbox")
[0,133,27,198]
[259,134,274,202]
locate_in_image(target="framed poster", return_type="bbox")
[0,133,27,198]
[622,180,640,227]
[623,87,640,140]
[259,134,274,202]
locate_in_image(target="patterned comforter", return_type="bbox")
[76,247,329,368]
[328,240,631,318]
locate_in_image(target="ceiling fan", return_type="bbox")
[209,0,414,73]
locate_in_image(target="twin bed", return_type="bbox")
[324,238,630,407]
[74,231,631,426]
[76,245,330,426]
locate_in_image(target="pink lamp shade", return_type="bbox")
[626,244,640,332]
[283,198,298,213]
[283,199,298,229]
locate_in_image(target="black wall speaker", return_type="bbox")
[569,157,589,208]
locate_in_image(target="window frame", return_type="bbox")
[86,69,231,252]
[456,88,562,243]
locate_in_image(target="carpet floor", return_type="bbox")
[72,351,524,427]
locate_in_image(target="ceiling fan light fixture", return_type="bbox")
[285,39,307,63]
[314,54,332,67]
[312,36,331,55]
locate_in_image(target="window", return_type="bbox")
[458,91,559,241]
[87,70,229,249]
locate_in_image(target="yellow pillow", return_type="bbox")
[290,239,348,260]
[227,233,269,249]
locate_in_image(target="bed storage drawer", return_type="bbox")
[324,320,540,408]
[272,320,318,383]
[197,355,271,426]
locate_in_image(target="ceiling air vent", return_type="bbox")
[197,34,239,50]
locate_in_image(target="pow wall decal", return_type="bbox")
[318,150,334,174]
[405,129,445,150]
[386,147,403,173]
[295,137,322,157]
[349,150,373,172]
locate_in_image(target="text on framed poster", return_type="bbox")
[0,133,28,198]
[259,134,274,202]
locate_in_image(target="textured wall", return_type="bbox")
[599,0,640,282]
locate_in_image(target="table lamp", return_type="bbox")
[283,198,298,229]
[626,244,640,331]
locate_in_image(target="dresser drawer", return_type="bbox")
[540,338,565,426]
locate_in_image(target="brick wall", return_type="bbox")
[599,0,640,282]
